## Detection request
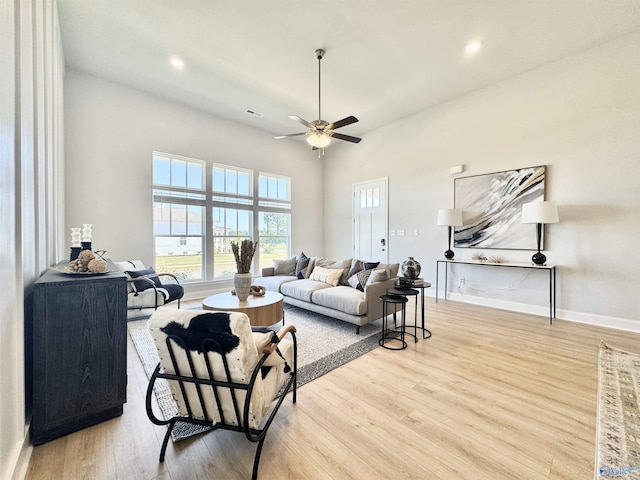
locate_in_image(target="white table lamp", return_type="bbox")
[437,208,463,259]
[521,201,559,265]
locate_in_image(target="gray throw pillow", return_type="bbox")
[295,252,310,279]
[273,256,297,276]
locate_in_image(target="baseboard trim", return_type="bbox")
[7,432,32,480]
[437,292,640,333]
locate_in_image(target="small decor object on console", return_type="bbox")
[68,249,96,272]
[231,239,258,301]
[471,252,487,262]
[87,257,108,273]
[70,227,82,261]
[81,223,92,251]
[401,257,421,279]
[521,201,559,265]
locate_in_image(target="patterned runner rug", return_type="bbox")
[128,305,382,441]
[595,341,640,479]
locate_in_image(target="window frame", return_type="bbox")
[152,152,291,283]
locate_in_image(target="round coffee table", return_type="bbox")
[201,291,284,327]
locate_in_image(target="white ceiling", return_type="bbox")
[57,0,640,141]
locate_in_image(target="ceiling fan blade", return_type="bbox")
[331,132,362,144]
[328,115,359,130]
[274,132,307,139]
[288,115,314,129]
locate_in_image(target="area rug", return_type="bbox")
[595,341,640,479]
[128,304,382,441]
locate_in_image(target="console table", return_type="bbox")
[435,260,556,324]
[31,260,127,444]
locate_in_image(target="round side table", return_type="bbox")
[389,282,432,339]
[379,294,410,350]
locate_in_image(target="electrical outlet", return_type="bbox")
[460,277,465,284]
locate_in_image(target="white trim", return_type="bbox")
[434,291,640,333]
[8,437,31,480]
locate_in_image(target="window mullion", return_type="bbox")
[253,172,260,272]
[204,162,214,281]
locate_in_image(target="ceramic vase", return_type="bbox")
[401,257,421,279]
[234,273,252,301]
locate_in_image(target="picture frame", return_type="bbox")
[454,165,546,250]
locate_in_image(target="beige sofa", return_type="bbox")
[255,255,399,333]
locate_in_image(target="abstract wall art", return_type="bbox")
[454,166,546,249]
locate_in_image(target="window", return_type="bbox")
[153,153,205,281]
[258,173,291,272]
[152,153,291,282]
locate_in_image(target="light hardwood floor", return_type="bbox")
[25,298,640,479]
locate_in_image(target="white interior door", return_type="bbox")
[353,178,388,263]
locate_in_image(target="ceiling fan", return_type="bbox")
[274,49,362,150]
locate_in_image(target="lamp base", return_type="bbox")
[444,249,454,260]
[531,252,546,266]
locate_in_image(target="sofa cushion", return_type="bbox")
[273,256,297,276]
[309,266,343,286]
[254,275,297,293]
[312,286,367,316]
[280,279,332,303]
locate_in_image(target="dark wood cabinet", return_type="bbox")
[31,260,127,445]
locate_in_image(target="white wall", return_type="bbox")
[2,1,65,479]
[325,31,640,330]
[64,70,325,294]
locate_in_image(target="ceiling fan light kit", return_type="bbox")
[306,132,332,148]
[275,48,361,151]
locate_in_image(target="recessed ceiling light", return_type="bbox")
[465,39,483,54]
[169,56,185,70]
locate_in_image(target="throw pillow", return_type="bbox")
[251,331,285,367]
[316,258,352,285]
[126,268,161,292]
[273,256,297,276]
[295,252,310,279]
[366,268,390,285]
[346,259,364,280]
[364,261,380,270]
[309,266,344,286]
[347,269,372,292]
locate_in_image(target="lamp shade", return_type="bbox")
[437,208,463,226]
[521,201,559,224]
[306,132,332,148]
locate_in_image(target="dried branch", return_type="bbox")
[230,239,258,274]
